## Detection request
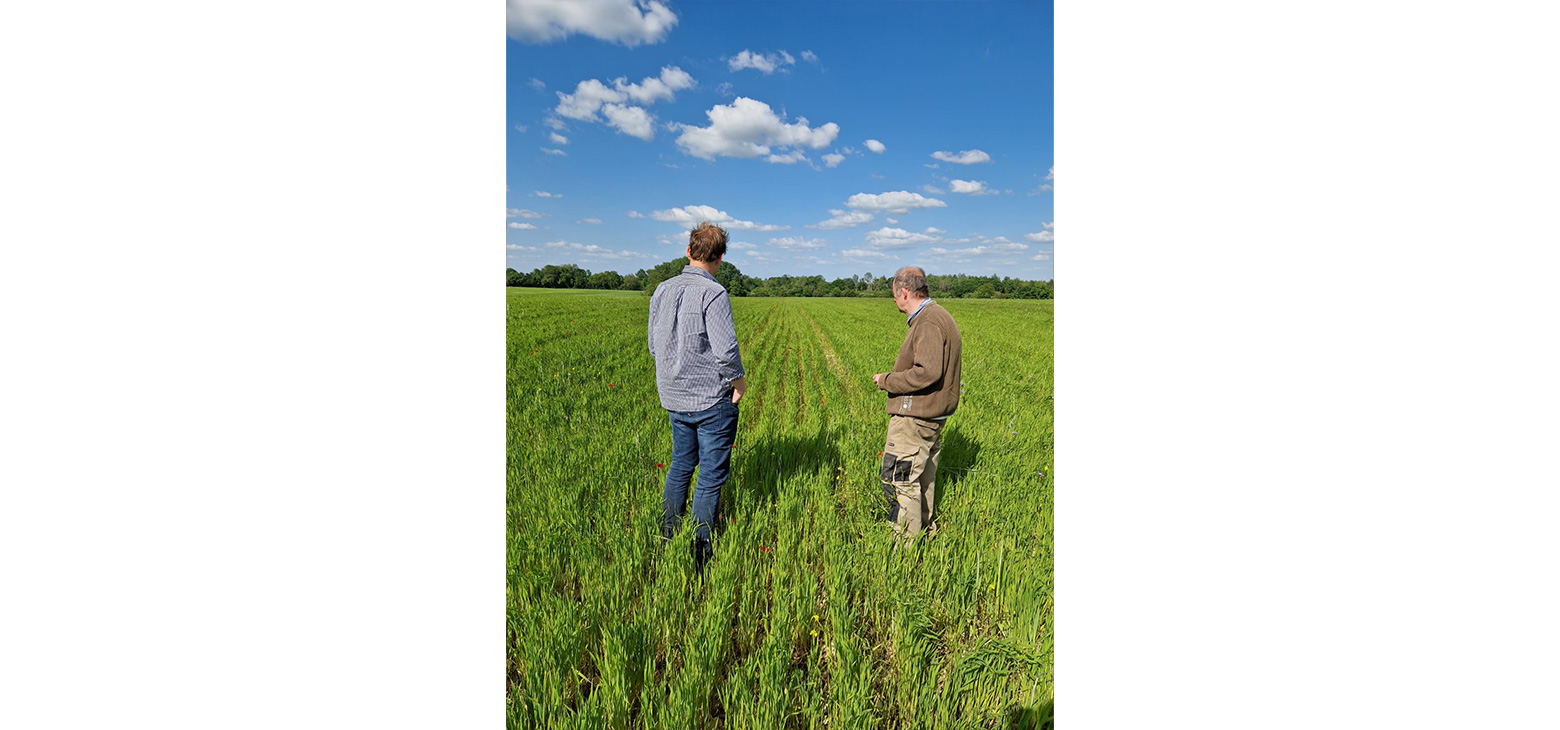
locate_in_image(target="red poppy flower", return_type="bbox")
[656,463,664,468]
[877,452,883,456]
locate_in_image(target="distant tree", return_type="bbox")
[620,274,639,291]
[973,283,999,299]
[507,268,523,287]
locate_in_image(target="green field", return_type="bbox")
[507,287,1053,729]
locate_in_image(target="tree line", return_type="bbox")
[507,258,1053,299]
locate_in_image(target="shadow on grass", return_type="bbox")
[1007,700,1053,730]
[714,426,842,534]
[932,423,982,514]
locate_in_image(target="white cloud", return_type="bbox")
[728,49,796,74]
[864,227,944,249]
[924,163,939,169]
[925,242,1030,261]
[949,179,998,195]
[550,132,568,145]
[1032,252,1052,261]
[864,139,886,154]
[1029,170,1054,196]
[1025,227,1055,243]
[921,184,943,195]
[544,117,567,130]
[532,191,561,198]
[508,208,546,219]
[577,218,603,225]
[507,0,678,47]
[814,209,874,230]
[715,81,734,97]
[729,241,759,250]
[765,149,808,165]
[626,210,644,218]
[601,102,654,140]
[767,236,828,251]
[672,97,839,161]
[840,248,890,260]
[930,149,992,165]
[507,244,539,251]
[540,147,567,156]
[514,124,528,133]
[552,66,694,141]
[845,191,947,214]
[539,240,652,261]
[1046,166,1054,181]
[528,78,546,91]
[801,50,819,63]
[886,218,899,225]
[822,152,845,168]
[924,227,945,235]
[509,222,538,230]
[649,204,789,231]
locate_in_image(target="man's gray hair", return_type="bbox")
[892,266,929,298]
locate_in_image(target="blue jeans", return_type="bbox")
[662,398,739,550]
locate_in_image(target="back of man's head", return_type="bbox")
[689,222,729,262]
[893,266,930,298]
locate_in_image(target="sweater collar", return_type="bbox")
[907,298,934,324]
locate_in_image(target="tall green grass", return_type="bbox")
[508,289,1053,728]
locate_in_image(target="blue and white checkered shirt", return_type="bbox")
[648,266,746,412]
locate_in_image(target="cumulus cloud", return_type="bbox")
[626,210,644,218]
[814,209,874,229]
[767,236,828,251]
[822,152,845,168]
[552,66,695,141]
[801,50,819,63]
[925,242,1029,262]
[1032,252,1052,261]
[532,191,561,198]
[550,132,568,145]
[864,139,886,153]
[924,227,945,235]
[930,149,992,165]
[1025,222,1055,243]
[765,149,808,165]
[508,208,546,219]
[886,218,899,225]
[863,227,944,249]
[509,222,538,230]
[507,0,678,47]
[540,147,567,156]
[949,179,998,195]
[507,244,539,252]
[601,103,654,140]
[544,117,567,130]
[840,248,890,260]
[540,240,652,261]
[729,241,759,250]
[921,184,943,195]
[528,78,546,91]
[728,49,796,74]
[649,204,789,231]
[577,218,603,225]
[514,124,528,133]
[672,97,839,161]
[845,191,947,214]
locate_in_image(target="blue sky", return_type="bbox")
[507,0,1053,280]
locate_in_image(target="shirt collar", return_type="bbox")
[907,298,934,324]
[682,264,718,283]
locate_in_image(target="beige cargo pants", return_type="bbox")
[880,415,944,538]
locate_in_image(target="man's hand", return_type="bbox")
[731,376,748,404]
[872,373,887,389]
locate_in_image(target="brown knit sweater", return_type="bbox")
[879,301,962,419]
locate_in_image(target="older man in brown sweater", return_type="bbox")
[871,266,963,539]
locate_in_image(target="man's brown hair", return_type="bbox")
[688,221,729,262]
[893,266,930,298]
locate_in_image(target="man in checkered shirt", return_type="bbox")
[648,221,747,572]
